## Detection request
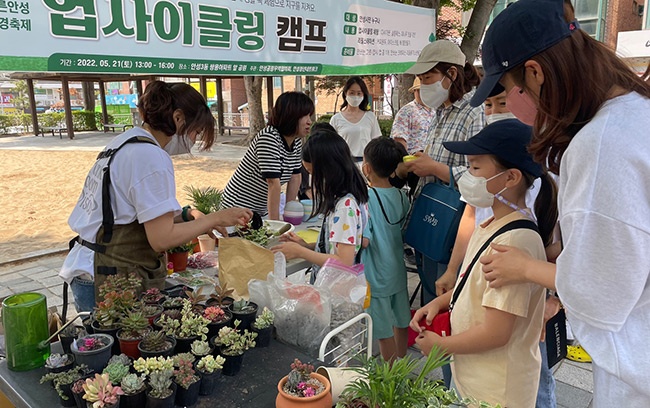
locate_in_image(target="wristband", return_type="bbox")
[182,205,191,222]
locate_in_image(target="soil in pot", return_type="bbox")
[138,335,176,359]
[175,378,201,407]
[227,301,258,331]
[221,351,244,376]
[91,320,121,355]
[197,369,220,396]
[252,325,273,348]
[174,335,198,354]
[121,387,146,408]
[276,372,333,408]
[59,326,85,355]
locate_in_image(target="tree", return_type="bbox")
[11,80,29,112]
[81,81,96,112]
[242,76,265,145]
[459,0,498,64]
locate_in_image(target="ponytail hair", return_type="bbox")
[433,61,481,103]
[138,81,216,150]
[534,173,559,248]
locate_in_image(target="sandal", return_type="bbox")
[566,345,592,363]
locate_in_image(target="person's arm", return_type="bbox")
[417,307,517,355]
[409,290,453,332]
[144,207,252,252]
[390,107,410,152]
[173,207,205,223]
[272,241,356,266]
[266,178,281,220]
[370,112,382,138]
[481,244,557,290]
[403,152,451,181]
[436,205,476,296]
[285,173,301,203]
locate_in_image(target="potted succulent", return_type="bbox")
[133,357,176,408]
[71,378,87,408]
[103,360,130,385]
[142,303,164,326]
[228,298,258,331]
[205,280,235,308]
[120,373,147,408]
[140,288,165,305]
[211,320,257,376]
[59,325,86,354]
[82,373,124,408]
[94,275,140,355]
[138,330,176,358]
[166,242,194,272]
[71,333,114,374]
[203,305,233,339]
[184,286,207,314]
[117,310,150,358]
[45,353,75,375]
[184,185,223,251]
[160,296,185,311]
[154,308,182,331]
[276,359,332,408]
[173,356,201,407]
[190,339,213,359]
[251,307,275,348]
[157,299,210,353]
[39,364,91,407]
[195,354,225,396]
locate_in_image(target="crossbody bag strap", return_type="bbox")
[370,188,407,226]
[449,219,539,312]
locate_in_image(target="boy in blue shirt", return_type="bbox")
[361,138,411,362]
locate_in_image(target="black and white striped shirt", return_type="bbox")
[221,126,302,215]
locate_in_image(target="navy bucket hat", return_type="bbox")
[470,0,580,107]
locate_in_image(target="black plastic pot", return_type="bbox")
[58,382,77,407]
[82,317,95,335]
[72,390,85,408]
[45,354,75,389]
[121,388,146,408]
[174,335,198,354]
[59,326,85,355]
[138,336,176,359]
[252,325,273,348]
[221,351,244,376]
[197,369,220,396]
[145,384,176,408]
[91,320,121,355]
[174,378,200,407]
[227,301,258,331]
[206,310,233,340]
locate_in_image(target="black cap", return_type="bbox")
[470,0,580,107]
[443,119,543,177]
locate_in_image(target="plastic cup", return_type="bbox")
[198,234,216,252]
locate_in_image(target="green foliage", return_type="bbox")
[316,114,332,123]
[378,119,394,138]
[103,362,130,385]
[231,298,256,313]
[40,364,90,401]
[119,311,149,339]
[158,299,210,340]
[108,354,132,367]
[168,242,194,253]
[139,331,172,352]
[173,358,199,390]
[95,112,115,126]
[148,369,174,399]
[71,110,97,130]
[253,307,274,330]
[196,355,225,374]
[184,185,223,214]
[214,320,257,356]
[190,340,212,356]
[120,373,145,395]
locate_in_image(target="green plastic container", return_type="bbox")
[2,292,50,371]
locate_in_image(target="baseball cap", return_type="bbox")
[408,77,421,92]
[443,119,543,177]
[405,40,466,75]
[470,0,580,107]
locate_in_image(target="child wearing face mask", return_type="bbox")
[329,76,382,161]
[410,119,558,407]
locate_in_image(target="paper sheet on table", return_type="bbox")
[218,237,274,299]
[296,229,319,244]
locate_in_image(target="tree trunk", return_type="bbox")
[460,0,498,64]
[242,76,265,145]
[82,81,95,112]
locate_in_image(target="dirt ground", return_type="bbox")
[0,150,237,263]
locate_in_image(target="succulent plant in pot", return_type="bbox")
[203,305,233,339]
[83,373,124,408]
[137,330,176,358]
[71,334,114,374]
[158,299,210,353]
[206,280,235,308]
[251,306,275,347]
[147,368,176,407]
[45,352,75,374]
[39,364,91,407]
[140,287,165,305]
[161,296,185,310]
[184,286,207,313]
[195,355,225,396]
[103,361,130,385]
[142,303,164,326]
[211,320,257,376]
[120,373,147,408]
[71,378,87,408]
[228,298,259,331]
[276,359,332,407]
[166,242,194,272]
[117,310,150,359]
[190,339,212,358]
[173,356,201,407]
[59,324,86,355]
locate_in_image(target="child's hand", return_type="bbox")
[403,152,435,178]
[409,301,440,333]
[270,242,305,260]
[279,231,307,247]
[415,331,442,356]
[362,237,369,248]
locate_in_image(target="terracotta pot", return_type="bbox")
[166,251,189,272]
[116,330,145,359]
[191,238,201,254]
[276,372,332,408]
[316,366,365,405]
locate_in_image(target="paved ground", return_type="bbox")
[0,131,594,407]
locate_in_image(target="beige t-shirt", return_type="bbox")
[450,211,546,407]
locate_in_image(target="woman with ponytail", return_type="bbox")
[60,81,252,311]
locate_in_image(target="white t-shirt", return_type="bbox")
[329,111,382,157]
[59,128,181,283]
[556,92,650,405]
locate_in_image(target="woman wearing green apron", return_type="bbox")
[59,81,252,311]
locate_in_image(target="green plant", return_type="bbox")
[231,298,256,313]
[108,354,131,366]
[133,356,174,376]
[142,303,163,318]
[184,185,223,214]
[45,353,72,369]
[98,274,142,299]
[40,364,90,401]
[284,359,323,398]
[148,369,174,399]
[173,357,199,390]
[158,299,210,340]
[120,374,145,395]
[103,362,130,385]
[141,288,165,304]
[168,242,194,254]
[82,373,124,407]
[190,340,211,356]
[94,297,122,329]
[214,320,257,356]
[118,311,149,339]
[196,355,225,374]
[377,118,394,138]
[210,281,235,307]
[253,307,274,330]
[138,331,173,352]
[161,297,185,309]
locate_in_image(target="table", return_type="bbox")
[39,126,67,139]
[0,339,323,408]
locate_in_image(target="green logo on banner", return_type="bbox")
[343,25,357,35]
[341,47,355,56]
[344,12,358,23]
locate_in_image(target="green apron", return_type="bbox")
[70,136,167,304]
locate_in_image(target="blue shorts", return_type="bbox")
[70,276,95,312]
[365,289,412,340]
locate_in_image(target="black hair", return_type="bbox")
[339,76,371,111]
[310,122,336,134]
[268,92,315,137]
[363,137,407,178]
[302,129,368,217]
[494,157,558,247]
[138,81,215,150]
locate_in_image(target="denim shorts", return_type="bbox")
[70,276,95,312]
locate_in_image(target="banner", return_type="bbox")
[0,0,435,76]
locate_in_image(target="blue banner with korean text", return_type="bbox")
[0,0,435,75]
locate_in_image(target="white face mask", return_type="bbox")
[418,79,449,109]
[163,134,195,156]
[346,95,364,108]
[458,171,507,208]
[485,112,517,125]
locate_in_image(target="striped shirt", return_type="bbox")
[221,126,302,215]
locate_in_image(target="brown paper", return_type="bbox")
[218,237,275,299]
